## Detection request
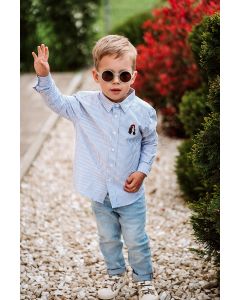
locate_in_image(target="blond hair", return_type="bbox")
[92,35,137,71]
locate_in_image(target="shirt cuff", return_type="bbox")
[33,73,52,90]
[137,162,151,176]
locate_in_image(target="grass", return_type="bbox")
[94,0,165,38]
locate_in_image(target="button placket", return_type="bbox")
[108,106,120,179]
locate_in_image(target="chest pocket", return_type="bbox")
[126,122,142,143]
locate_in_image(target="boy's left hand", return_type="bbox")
[124,171,146,193]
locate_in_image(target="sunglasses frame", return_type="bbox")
[97,70,133,83]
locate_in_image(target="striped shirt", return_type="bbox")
[33,73,158,208]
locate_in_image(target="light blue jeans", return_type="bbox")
[90,193,153,282]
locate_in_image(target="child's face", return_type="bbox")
[92,54,137,102]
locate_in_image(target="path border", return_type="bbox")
[20,72,83,181]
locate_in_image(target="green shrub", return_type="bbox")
[187,17,208,83]
[110,11,153,46]
[21,0,101,72]
[179,84,211,137]
[175,140,205,203]
[176,13,220,270]
[189,13,220,80]
[189,184,220,264]
[199,14,220,79]
[181,110,220,267]
[207,75,220,113]
[20,0,42,72]
[190,112,220,191]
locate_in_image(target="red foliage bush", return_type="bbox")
[133,0,220,136]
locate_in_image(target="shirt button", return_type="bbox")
[111,148,115,152]
[113,131,116,135]
[114,114,117,118]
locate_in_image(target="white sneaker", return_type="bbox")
[97,272,128,299]
[137,280,159,300]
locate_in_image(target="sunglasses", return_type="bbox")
[97,70,133,83]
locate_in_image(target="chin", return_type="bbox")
[108,94,123,101]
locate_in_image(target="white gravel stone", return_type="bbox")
[20,116,220,299]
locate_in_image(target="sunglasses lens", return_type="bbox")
[120,71,132,82]
[102,71,114,82]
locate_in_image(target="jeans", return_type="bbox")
[90,193,153,282]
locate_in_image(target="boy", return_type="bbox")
[32,35,159,300]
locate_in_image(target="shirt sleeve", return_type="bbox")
[137,107,158,176]
[32,73,83,123]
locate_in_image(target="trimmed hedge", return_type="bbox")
[175,13,220,268]
[189,184,220,265]
[207,75,220,113]
[189,13,220,80]
[190,112,220,191]
[179,84,210,137]
[175,139,205,203]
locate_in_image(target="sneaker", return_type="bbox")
[137,280,159,300]
[97,272,128,299]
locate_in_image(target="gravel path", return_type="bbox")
[21,119,219,300]
[20,112,220,300]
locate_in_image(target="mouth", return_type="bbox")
[110,88,122,93]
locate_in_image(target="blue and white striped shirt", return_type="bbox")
[33,73,158,208]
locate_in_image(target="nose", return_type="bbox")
[112,74,120,84]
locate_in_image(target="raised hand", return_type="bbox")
[32,44,50,77]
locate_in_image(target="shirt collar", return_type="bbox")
[99,88,135,113]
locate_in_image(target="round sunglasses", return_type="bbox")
[97,70,133,83]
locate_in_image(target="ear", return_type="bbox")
[130,70,138,85]
[92,68,99,83]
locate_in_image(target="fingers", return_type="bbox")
[125,174,134,187]
[124,173,143,192]
[37,45,42,56]
[125,180,136,189]
[45,46,49,59]
[32,52,37,60]
[124,177,138,192]
[36,44,47,57]
[41,44,46,57]
[124,185,138,193]
[126,177,133,184]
